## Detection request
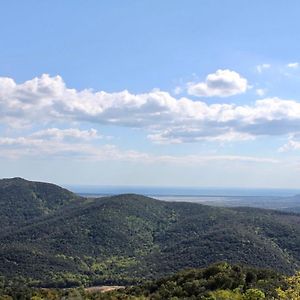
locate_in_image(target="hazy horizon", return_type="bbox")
[65,183,300,197]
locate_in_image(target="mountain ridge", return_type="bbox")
[1,178,300,287]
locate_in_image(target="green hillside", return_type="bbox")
[0,177,81,232]
[1,178,300,288]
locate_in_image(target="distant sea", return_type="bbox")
[66,185,300,198]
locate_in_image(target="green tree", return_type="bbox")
[276,271,300,299]
[243,289,265,300]
[209,289,243,300]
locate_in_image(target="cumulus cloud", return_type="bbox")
[187,69,248,97]
[287,62,299,69]
[1,74,300,144]
[256,64,271,73]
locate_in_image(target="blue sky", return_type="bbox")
[1,0,300,188]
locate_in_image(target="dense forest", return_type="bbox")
[1,262,300,299]
[1,178,300,298]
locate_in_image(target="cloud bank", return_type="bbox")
[1,74,300,146]
[0,128,277,164]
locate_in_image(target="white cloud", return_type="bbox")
[287,62,299,69]
[256,64,271,73]
[31,128,101,141]
[256,88,267,97]
[0,130,277,165]
[173,86,183,95]
[156,154,278,164]
[279,140,300,152]
[2,74,300,144]
[187,69,248,97]
[0,133,143,161]
[148,130,255,144]
[279,132,300,152]
[0,128,101,158]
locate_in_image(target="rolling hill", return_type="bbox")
[0,177,81,233]
[1,178,300,287]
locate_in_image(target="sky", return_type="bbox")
[1,0,300,188]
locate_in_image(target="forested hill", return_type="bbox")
[1,178,300,288]
[0,177,81,232]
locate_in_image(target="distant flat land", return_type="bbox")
[79,193,300,213]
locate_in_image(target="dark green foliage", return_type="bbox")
[1,178,300,288]
[0,177,80,232]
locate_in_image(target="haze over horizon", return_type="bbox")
[1,1,300,188]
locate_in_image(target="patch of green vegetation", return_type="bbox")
[92,256,138,273]
[0,262,295,299]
